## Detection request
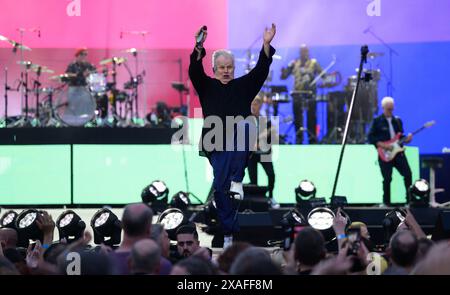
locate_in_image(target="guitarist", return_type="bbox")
[368,96,413,205]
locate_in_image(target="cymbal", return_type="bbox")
[368,52,384,58]
[16,60,34,67]
[122,48,147,54]
[32,67,55,74]
[0,34,31,51]
[16,61,54,74]
[99,57,127,66]
[49,73,76,81]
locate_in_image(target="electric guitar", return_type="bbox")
[377,120,435,162]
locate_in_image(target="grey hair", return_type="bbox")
[381,96,395,107]
[212,49,234,72]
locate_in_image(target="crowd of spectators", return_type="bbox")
[1,204,449,275]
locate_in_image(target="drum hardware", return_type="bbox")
[99,56,127,66]
[1,67,12,128]
[10,61,33,127]
[49,73,77,82]
[55,85,96,127]
[106,57,125,126]
[123,48,147,125]
[261,85,290,117]
[171,81,189,117]
[86,73,107,94]
[32,66,43,126]
[41,86,63,127]
[289,90,318,144]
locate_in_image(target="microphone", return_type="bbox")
[363,26,371,34]
[196,26,207,46]
[361,45,369,64]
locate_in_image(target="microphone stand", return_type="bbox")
[365,28,399,96]
[331,45,369,198]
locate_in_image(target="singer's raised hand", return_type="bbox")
[263,23,276,57]
[263,23,276,45]
[195,26,208,47]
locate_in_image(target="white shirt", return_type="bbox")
[386,117,396,139]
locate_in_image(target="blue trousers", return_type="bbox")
[210,150,250,235]
[205,119,256,235]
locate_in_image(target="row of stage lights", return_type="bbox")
[0,180,196,248]
[0,178,431,248]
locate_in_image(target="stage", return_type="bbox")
[0,125,420,206]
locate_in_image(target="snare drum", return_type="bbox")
[86,73,107,94]
[55,86,96,126]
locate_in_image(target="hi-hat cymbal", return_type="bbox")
[122,48,148,54]
[16,61,54,74]
[0,34,31,51]
[49,73,76,81]
[99,57,127,65]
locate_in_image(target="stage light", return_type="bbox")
[307,207,335,231]
[0,210,18,229]
[170,191,190,211]
[382,208,406,243]
[157,208,188,240]
[56,210,86,243]
[280,208,307,250]
[295,180,327,215]
[142,180,169,212]
[90,208,122,247]
[307,207,338,243]
[15,209,44,247]
[295,180,316,201]
[409,179,430,207]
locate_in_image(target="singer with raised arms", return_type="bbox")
[189,24,276,248]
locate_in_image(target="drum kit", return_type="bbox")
[1,31,146,128]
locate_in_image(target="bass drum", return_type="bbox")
[55,86,96,126]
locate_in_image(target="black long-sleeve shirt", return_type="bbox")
[66,61,96,86]
[189,45,275,156]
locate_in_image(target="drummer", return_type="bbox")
[66,48,108,119]
[65,48,97,87]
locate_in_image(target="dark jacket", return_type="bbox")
[367,114,405,147]
[189,45,275,157]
